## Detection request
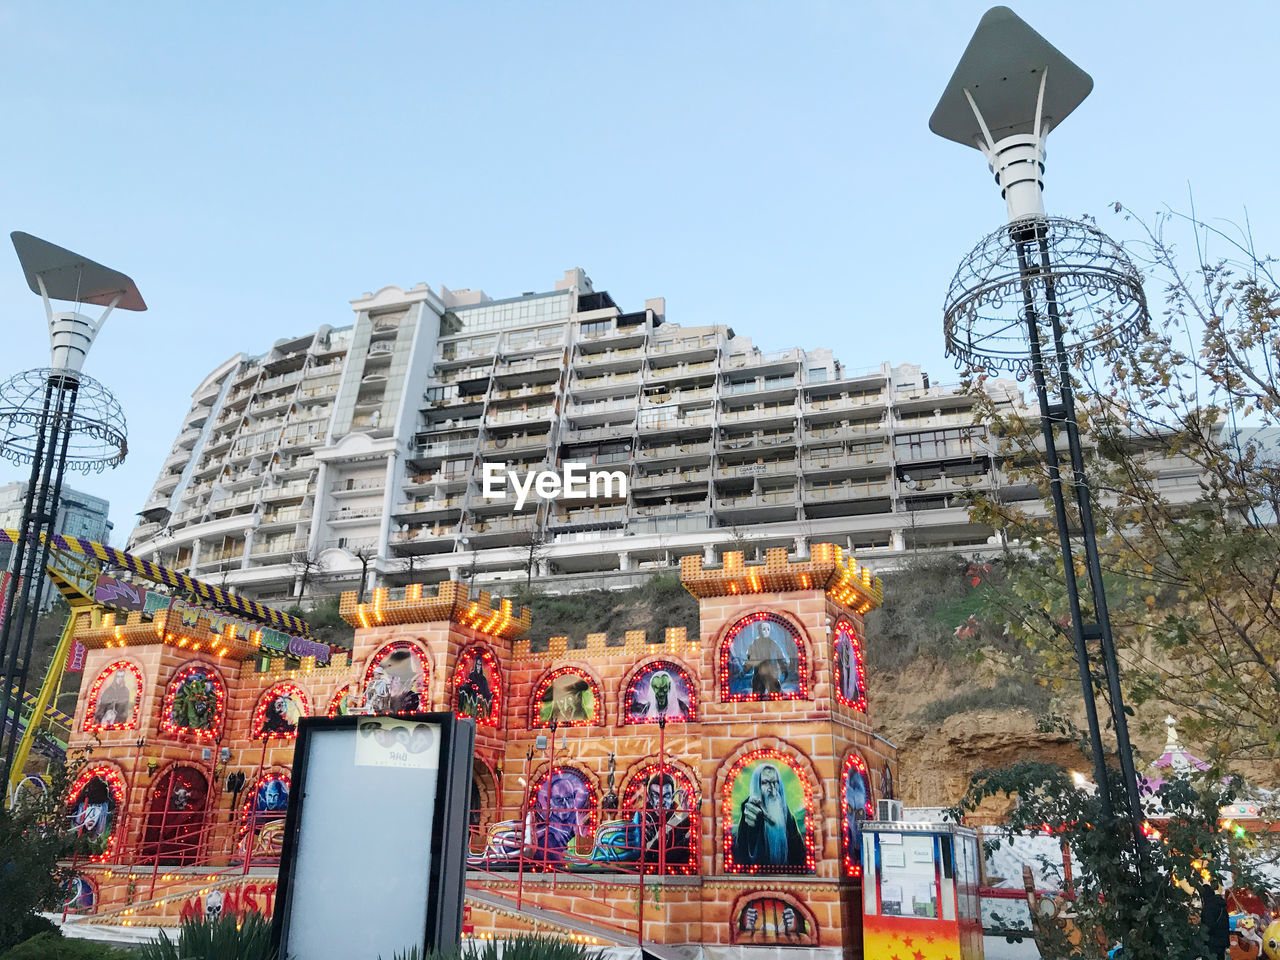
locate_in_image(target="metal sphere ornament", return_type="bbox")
[942,217,1150,376]
[0,368,127,472]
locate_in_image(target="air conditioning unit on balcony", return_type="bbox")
[876,799,903,822]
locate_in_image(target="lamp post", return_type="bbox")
[0,233,140,797]
[930,7,1150,869]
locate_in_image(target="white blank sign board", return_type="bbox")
[281,719,442,960]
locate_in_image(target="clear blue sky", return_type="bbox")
[1,1,1275,541]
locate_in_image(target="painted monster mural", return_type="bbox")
[364,641,428,715]
[454,645,501,727]
[720,613,807,701]
[253,684,307,739]
[85,661,142,731]
[68,768,124,860]
[530,767,596,861]
[724,753,814,874]
[842,753,874,877]
[533,668,599,726]
[239,774,289,864]
[625,661,696,724]
[833,619,868,711]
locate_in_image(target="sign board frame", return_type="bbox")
[270,712,476,959]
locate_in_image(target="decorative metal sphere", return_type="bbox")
[0,369,127,472]
[943,217,1150,375]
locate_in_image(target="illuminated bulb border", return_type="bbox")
[83,660,145,733]
[621,762,698,875]
[832,619,868,713]
[840,752,874,878]
[327,684,353,718]
[159,664,226,740]
[237,772,291,859]
[623,659,698,724]
[451,645,503,728]
[363,641,430,715]
[68,765,128,863]
[720,748,817,875]
[719,612,810,703]
[251,683,310,741]
[531,665,601,728]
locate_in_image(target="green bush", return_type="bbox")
[0,931,133,960]
[136,913,275,960]
[382,934,604,960]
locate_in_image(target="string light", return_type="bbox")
[251,683,309,740]
[452,645,502,727]
[327,685,353,718]
[719,612,809,703]
[841,752,874,878]
[832,619,868,713]
[159,664,227,740]
[721,749,817,875]
[623,660,697,724]
[83,660,144,732]
[531,666,601,728]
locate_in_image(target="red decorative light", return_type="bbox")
[452,644,502,728]
[623,660,697,724]
[841,751,874,878]
[721,749,816,875]
[68,765,126,863]
[251,683,309,740]
[159,663,226,740]
[622,762,699,875]
[363,641,429,715]
[832,619,868,712]
[327,685,355,718]
[718,612,809,703]
[83,660,144,732]
[531,666,601,728]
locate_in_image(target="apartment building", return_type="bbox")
[128,270,1028,600]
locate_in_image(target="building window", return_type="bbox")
[807,367,828,383]
[580,320,611,338]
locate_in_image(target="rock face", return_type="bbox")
[870,660,1086,810]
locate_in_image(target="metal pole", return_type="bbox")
[1035,229,1148,866]
[658,716,667,880]
[517,747,532,911]
[1012,229,1115,823]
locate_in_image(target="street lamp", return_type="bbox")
[931,7,1150,869]
[0,233,141,795]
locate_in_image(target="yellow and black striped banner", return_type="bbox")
[0,529,310,636]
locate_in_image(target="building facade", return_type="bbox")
[0,481,112,607]
[129,269,1029,601]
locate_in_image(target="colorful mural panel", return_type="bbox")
[160,664,225,739]
[722,751,815,874]
[621,764,697,872]
[731,893,817,945]
[68,766,125,862]
[833,618,867,711]
[529,766,596,861]
[364,641,428,715]
[532,667,599,727]
[84,660,143,731]
[624,660,696,724]
[252,683,308,740]
[239,774,289,864]
[842,752,874,877]
[453,645,501,727]
[720,613,808,702]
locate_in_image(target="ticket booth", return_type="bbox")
[862,817,984,960]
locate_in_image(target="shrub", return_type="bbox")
[0,931,133,960]
[136,913,275,960]
[382,934,605,960]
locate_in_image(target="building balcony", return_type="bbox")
[719,404,796,425]
[260,507,312,529]
[645,359,716,383]
[723,349,801,373]
[481,432,551,456]
[328,506,383,525]
[465,515,538,539]
[405,469,470,493]
[258,370,304,393]
[636,441,710,463]
[637,411,713,434]
[250,537,308,558]
[394,497,465,519]
[714,489,800,513]
[390,524,457,553]
[803,481,891,503]
[487,407,554,427]
[261,480,312,502]
[800,449,891,473]
[331,477,386,496]
[648,336,720,358]
[550,505,628,528]
[571,371,641,394]
[633,468,710,489]
[714,458,797,480]
[491,382,558,402]
[175,427,202,450]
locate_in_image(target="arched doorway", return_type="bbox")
[139,766,210,865]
